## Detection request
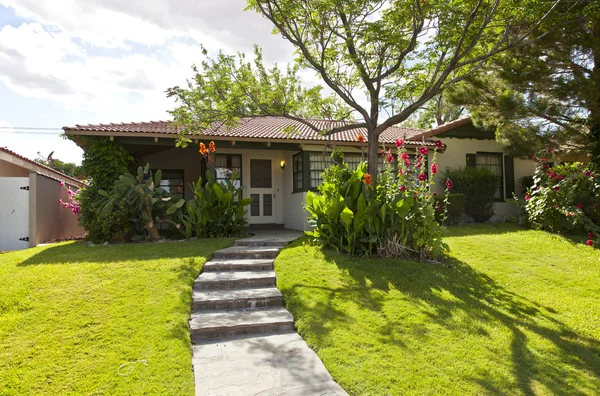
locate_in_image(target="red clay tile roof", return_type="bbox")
[0,146,85,187]
[64,116,441,146]
[412,117,473,140]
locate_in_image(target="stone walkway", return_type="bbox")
[191,229,348,396]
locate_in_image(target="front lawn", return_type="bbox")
[0,239,233,395]
[275,223,600,395]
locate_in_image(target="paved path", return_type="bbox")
[191,229,348,396]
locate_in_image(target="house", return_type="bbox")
[63,116,535,230]
[0,147,85,250]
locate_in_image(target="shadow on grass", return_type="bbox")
[18,239,232,266]
[281,239,600,395]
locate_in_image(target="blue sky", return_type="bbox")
[0,1,295,164]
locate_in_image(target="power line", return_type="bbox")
[0,130,64,135]
[0,126,63,131]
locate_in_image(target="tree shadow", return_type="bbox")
[18,239,233,266]
[281,240,600,395]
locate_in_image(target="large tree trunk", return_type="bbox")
[367,129,380,183]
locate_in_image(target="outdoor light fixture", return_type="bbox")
[280,160,286,169]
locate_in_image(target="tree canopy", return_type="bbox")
[168,0,564,178]
[448,2,599,165]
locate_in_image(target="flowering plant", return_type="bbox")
[58,181,81,217]
[520,154,599,247]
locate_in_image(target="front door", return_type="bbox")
[247,158,277,224]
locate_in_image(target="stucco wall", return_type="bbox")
[433,138,537,220]
[30,173,84,246]
[0,159,29,177]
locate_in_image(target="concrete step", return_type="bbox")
[213,246,281,260]
[234,240,289,248]
[190,307,294,341]
[194,271,276,290]
[203,259,274,272]
[193,287,283,311]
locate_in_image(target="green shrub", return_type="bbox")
[519,175,535,195]
[435,193,465,225]
[99,164,186,242]
[179,170,252,238]
[305,144,450,259]
[443,166,498,222]
[520,159,599,246]
[74,137,134,243]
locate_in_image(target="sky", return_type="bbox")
[0,0,299,164]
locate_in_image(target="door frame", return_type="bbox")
[245,154,283,225]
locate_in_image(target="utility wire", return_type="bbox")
[0,126,63,131]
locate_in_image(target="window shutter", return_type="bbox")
[466,154,476,168]
[505,155,515,199]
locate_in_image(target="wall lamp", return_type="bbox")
[280,160,286,169]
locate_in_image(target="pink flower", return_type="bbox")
[542,157,546,162]
[557,175,564,181]
[436,205,441,211]
[585,171,592,177]
[58,199,63,205]
[418,173,427,182]
[576,203,583,209]
[543,164,549,169]
[381,150,386,158]
[399,185,406,192]
[531,155,537,161]
[445,180,453,190]
[419,146,429,155]
[431,164,438,174]
[586,240,594,246]
[60,181,65,187]
[395,139,404,148]
[551,173,557,179]
[554,205,559,209]
[525,195,530,201]
[588,232,595,239]
[554,186,560,191]
[387,154,394,163]
[434,140,443,148]
[433,192,437,196]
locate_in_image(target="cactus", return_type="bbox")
[99,164,184,242]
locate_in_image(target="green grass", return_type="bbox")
[0,239,234,396]
[275,223,600,395]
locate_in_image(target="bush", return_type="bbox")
[519,175,535,195]
[179,170,252,238]
[74,137,135,243]
[520,158,599,246]
[305,142,450,259]
[443,166,498,222]
[434,193,465,225]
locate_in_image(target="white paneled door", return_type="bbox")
[0,177,30,251]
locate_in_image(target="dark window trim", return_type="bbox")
[150,168,185,198]
[214,154,243,187]
[292,152,304,193]
[475,151,504,202]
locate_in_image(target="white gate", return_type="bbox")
[0,177,30,251]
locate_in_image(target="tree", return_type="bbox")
[401,92,466,129]
[35,157,84,179]
[168,0,563,180]
[447,2,600,165]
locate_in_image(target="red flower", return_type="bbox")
[588,232,595,239]
[419,146,429,155]
[525,195,530,201]
[554,186,560,191]
[576,203,583,209]
[431,164,438,174]
[543,164,549,169]
[551,172,557,179]
[436,205,441,211]
[199,142,208,155]
[547,147,552,153]
[399,185,406,192]
[585,171,592,177]
[445,180,453,190]
[418,173,427,182]
[362,173,372,185]
[542,157,546,162]
[434,140,443,148]
[433,192,437,196]
[557,175,564,181]
[381,150,386,158]
[387,154,394,163]
[586,240,594,246]
[531,155,537,160]
[357,134,365,143]
[401,152,409,160]
[395,139,404,148]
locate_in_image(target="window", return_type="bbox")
[308,152,390,188]
[152,169,184,198]
[293,153,303,192]
[215,154,241,188]
[476,152,503,200]
[250,159,272,188]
